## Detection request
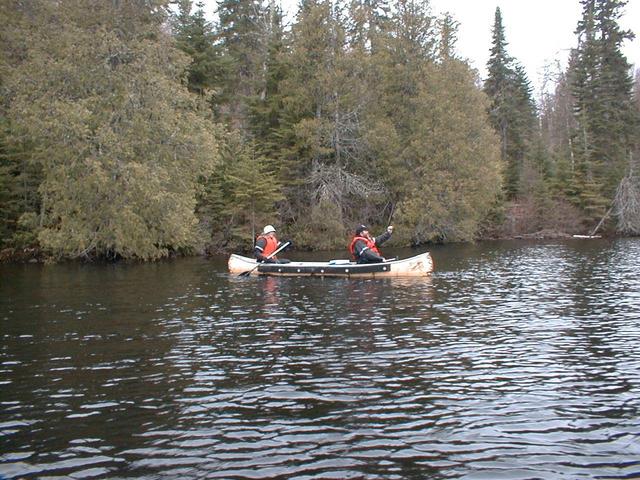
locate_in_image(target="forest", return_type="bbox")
[0,0,638,261]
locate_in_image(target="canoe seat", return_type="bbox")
[328,259,351,265]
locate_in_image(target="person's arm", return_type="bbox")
[374,229,392,247]
[354,239,384,263]
[254,238,276,263]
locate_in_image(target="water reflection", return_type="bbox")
[1,240,640,479]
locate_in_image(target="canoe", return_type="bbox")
[228,252,434,278]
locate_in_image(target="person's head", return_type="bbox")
[263,224,276,237]
[355,224,370,238]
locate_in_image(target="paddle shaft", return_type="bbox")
[239,241,290,276]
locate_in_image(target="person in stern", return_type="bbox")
[349,224,394,264]
[254,225,291,264]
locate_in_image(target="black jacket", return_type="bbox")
[353,231,392,263]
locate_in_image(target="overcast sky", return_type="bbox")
[198,0,640,93]
[428,0,639,93]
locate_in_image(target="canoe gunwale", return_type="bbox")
[228,252,433,277]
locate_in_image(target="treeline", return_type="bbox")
[0,0,638,261]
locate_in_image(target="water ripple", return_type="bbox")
[1,240,640,479]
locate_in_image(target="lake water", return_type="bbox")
[1,239,640,479]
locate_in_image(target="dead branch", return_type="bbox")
[306,162,386,205]
[613,173,640,235]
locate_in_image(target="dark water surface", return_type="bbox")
[1,239,640,479]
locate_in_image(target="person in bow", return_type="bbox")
[349,224,394,264]
[254,225,291,264]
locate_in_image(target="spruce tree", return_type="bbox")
[197,130,283,250]
[246,0,287,159]
[216,0,267,128]
[483,7,536,199]
[172,0,231,109]
[571,0,636,222]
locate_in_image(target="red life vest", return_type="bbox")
[349,235,381,260]
[256,234,279,259]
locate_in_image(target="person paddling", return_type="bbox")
[254,225,291,264]
[349,224,394,264]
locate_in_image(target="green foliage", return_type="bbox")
[0,118,42,249]
[3,0,220,260]
[483,7,537,199]
[569,0,637,222]
[246,2,287,158]
[293,199,346,250]
[5,0,637,262]
[172,0,232,105]
[216,0,270,128]
[392,61,503,243]
[363,4,501,244]
[197,130,283,250]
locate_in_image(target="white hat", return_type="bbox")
[263,224,276,234]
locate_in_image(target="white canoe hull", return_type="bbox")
[228,252,434,278]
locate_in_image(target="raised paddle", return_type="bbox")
[239,241,291,277]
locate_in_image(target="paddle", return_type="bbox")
[239,241,291,277]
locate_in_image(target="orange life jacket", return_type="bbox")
[256,234,279,259]
[349,235,381,260]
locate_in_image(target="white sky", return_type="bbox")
[199,0,640,94]
[428,0,640,94]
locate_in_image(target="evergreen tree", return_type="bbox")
[277,0,380,244]
[571,0,637,221]
[172,0,231,109]
[0,2,43,249]
[366,5,502,243]
[396,60,502,243]
[3,0,220,260]
[483,7,536,199]
[246,0,287,158]
[0,125,42,249]
[197,130,283,250]
[216,0,266,128]
[346,0,391,53]
[437,12,459,62]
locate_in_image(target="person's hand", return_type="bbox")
[264,257,277,263]
[282,240,293,250]
[387,225,394,233]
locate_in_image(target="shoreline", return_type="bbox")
[0,231,620,264]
